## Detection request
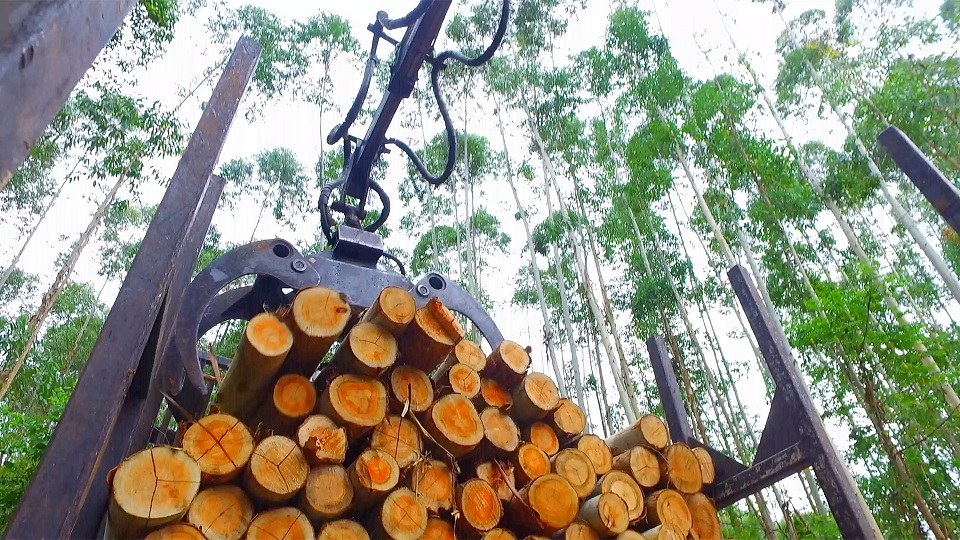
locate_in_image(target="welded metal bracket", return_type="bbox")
[648,264,880,539]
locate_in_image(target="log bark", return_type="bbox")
[398,298,463,373]
[591,470,645,524]
[301,464,353,523]
[605,415,669,455]
[108,447,201,539]
[484,529,519,540]
[656,444,702,494]
[370,415,423,469]
[638,524,685,540]
[421,394,484,458]
[436,362,482,399]
[246,508,314,540]
[333,321,398,377]
[423,517,456,540]
[348,448,401,513]
[283,286,351,375]
[368,487,429,540]
[547,398,586,442]
[361,286,416,335]
[506,474,579,536]
[483,340,531,390]
[691,447,715,485]
[215,312,293,421]
[407,459,455,514]
[456,478,504,537]
[257,374,316,435]
[512,443,551,486]
[573,434,612,476]
[433,339,487,384]
[475,378,514,410]
[145,524,205,539]
[187,485,254,540]
[388,365,434,414]
[243,436,309,504]
[181,414,254,484]
[558,522,599,540]
[644,490,691,536]
[512,372,561,424]
[317,373,387,443]
[479,406,522,457]
[317,520,370,540]
[685,493,721,540]
[612,446,661,488]
[525,422,560,457]
[578,493,629,536]
[476,461,517,502]
[551,448,596,500]
[296,414,347,465]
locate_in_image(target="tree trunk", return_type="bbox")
[549,239,583,405]
[181,413,254,484]
[578,493,628,536]
[592,470,644,523]
[284,286,351,376]
[644,489,692,536]
[505,473,579,536]
[525,421,560,457]
[477,406,522,457]
[301,464,353,522]
[243,435,309,505]
[370,415,423,469]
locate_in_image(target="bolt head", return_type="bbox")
[416,284,429,296]
[292,259,307,272]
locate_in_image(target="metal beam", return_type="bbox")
[0,0,136,184]
[4,38,260,539]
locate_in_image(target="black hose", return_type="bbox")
[365,180,391,233]
[376,0,434,30]
[434,0,511,67]
[327,34,380,145]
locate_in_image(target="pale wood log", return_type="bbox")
[370,415,423,469]
[243,436,309,504]
[551,448,596,500]
[283,286,351,376]
[144,524,205,539]
[422,517,456,540]
[300,464,352,523]
[512,442,551,486]
[591,470,645,524]
[605,415,669,455]
[475,378,514,410]
[215,312,293,421]
[407,459,455,514]
[317,520,370,540]
[317,373,387,443]
[367,487,428,540]
[506,474,579,535]
[456,478,504,537]
[547,398,586,442]
[246,508,314,540]
[333,321,398,377]
[108,446,200,539]
[691,447,715,484]
[398,298,463,373]
[479,406,522,457]
[361,286,416,335]
[296,414,347,465]
[612,446,661,488]
[483,340,531,390]
[685,493,721,540]
[436,362,481,399]
[656,444,702,494]
[557,522,600,540]
[511,372,561,424]
[638,524,685,540]
[256,374,316,435]
[616,531,644,540]
[476,461,517,502]
[181,414,253,484]
[421,393,483,458]
[433,339,487,384]
[483,528,519,540]
[573,434,612,476]
[525,422,560,456]
[644,489,691,536]
[348,448,400,513]
[579,493,629,536]
[187,485,254,540]
[388,365,435,414]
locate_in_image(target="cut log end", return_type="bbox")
[351,448,401,492]
[476,461,517,502]
[363,286,416,335]
[399,299,461,373]
[290,286,351,340]
[423,518,456,540]
[685,493,722,540]
[317,520,370,540]
[576,434,612,476]
[616,531,645,540]
[485,340,531,389]
[513,474,579,534]
[319,373,387,442]
[691,447,715,485]
[447,363,481,398]
[270,374,316,429]
[377,487,429,540]
[181,414,253,484]
[246,508,314,540]
[408,459,455,514]
[425,394,484,458]
[481,406,522,455]
[389,366,435,414]
[144,524,205,540]
[302,464,353,522]
[457,479,504,536]
[549,399,586,440]
[187,485,254,540]
[109,446,201,538]
[579,493,629,536]
[477,378,514,410]
[337,321,398,376]
[551,448,597,500]
[638,524,685,540]
[512,372,561,423]
[215,312,293,420]
[296,415,347,465]
[660,444,703,494]
[243,436,308,504]
[526,422,560,456]
[596,470,645,524]
[606,415,669,456]
[613,446,660,488]
[645,490,692,536]
[370,415,423,469]
[562,522,600,540]
[455,339,487,372]
[246,311,295,357]
[483,528,519,540]
[639,415,669,449]
[514,443,551,485]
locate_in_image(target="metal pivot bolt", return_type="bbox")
[292,259,307,272]
[416,284,429,296]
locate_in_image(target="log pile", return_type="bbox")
[107,285,724,539]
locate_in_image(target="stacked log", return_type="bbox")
[107,284,723,540]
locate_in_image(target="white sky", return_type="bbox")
[0,0,948,520]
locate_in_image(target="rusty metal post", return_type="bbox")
[4,38,261,539]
